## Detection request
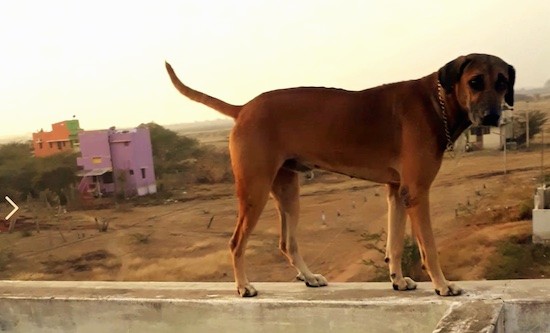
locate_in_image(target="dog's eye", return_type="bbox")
[468,76,484,91]
[495,80,507,92]
[495,74,508,92]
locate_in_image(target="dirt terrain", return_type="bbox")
[1,147,548,285]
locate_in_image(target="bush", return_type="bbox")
[513,110,549,145]
[0,142,78,201]
[145,123,233,186]
[131,232,153,244]
[0,249,14,271]
[192,145,233,184]
[146,122,200,177]
[518,199,534,220]
[485,236,550,280]
[402,236,422,280]
[360,231,423,281]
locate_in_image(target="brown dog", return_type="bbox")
[165,54,515,297]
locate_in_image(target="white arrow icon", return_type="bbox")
[5,196,19,220]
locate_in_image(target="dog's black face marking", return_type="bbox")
[481,113,500,127]
[438,54,515,127]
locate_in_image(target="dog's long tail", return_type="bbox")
[165,62,241,119]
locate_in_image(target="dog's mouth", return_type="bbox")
[481,114,500,127]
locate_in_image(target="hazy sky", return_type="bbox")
[1,0,549,138]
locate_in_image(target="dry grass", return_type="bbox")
[1,146,549,283]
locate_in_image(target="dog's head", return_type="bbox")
[438,54,515,127]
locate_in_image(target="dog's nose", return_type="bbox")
[481,113,500,127]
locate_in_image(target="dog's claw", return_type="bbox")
[237,285,258,297]
[304,274,328,288]
[435,283,462,296]
[392,277,417,291]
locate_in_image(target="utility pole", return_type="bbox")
[542,127,545,186]
[503,126,507,175]
[526,108,530,149]
[498,115,511,175]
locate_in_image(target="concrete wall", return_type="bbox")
[533,209,550,243]
[77,130,112,170]
[0,280,548,332]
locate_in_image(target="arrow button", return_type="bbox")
[5,196,19,220]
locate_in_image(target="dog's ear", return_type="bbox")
[505,65,516,107]
[438,56,471,93]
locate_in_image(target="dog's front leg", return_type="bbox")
[406,189,462,296]
[385,184,417,291]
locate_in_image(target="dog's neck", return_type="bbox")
[435,81,472,152]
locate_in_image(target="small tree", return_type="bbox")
[513,110,548,145]
[115,169,128,199]
[145,122,200,177]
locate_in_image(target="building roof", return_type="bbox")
[77,167,113,177]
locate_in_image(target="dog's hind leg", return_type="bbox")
[229,152,276,297]
[230,183,271,297]
[385,184,417,291]
[271,168,328,288]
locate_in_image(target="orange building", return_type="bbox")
[32,119,82,157]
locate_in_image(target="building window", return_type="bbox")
[124,142,129,147]
[38,142,43,149]
[141,168,146,179]
[92,157,102,164]
[129,169,134,175]
[49,142,53,148]
[57,142,62,150]
[62,141,66,147]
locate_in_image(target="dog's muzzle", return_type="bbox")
[481,113,500,127]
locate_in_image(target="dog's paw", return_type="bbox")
[296,272,328,287]
[392,277,417,291]
[237,284,258,297]
[435,283,462,296]
[304,274,328,288]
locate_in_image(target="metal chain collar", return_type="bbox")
[437,82,455,157]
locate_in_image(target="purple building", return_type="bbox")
[77,127,157,197]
